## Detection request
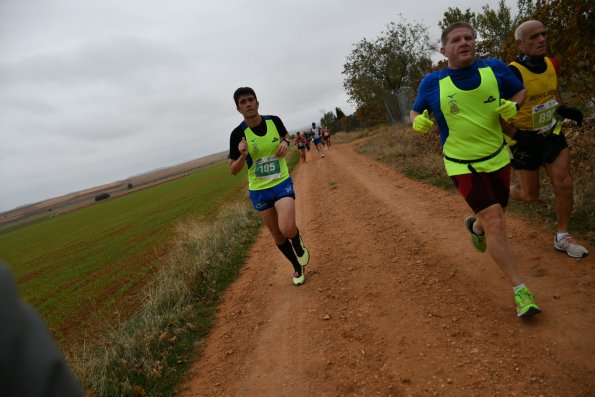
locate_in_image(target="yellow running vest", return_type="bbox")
[439,66,510,176]
[244,118,289,190]
[509,57,561,135]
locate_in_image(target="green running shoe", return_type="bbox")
[293,236,310,267]
[464,216,487,253]
[514,287,541,318]
[292,266,305,286]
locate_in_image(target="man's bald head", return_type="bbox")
[515,20,545,40]
[515,20,548,57]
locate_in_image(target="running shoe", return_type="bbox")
[554,234,589,258]
[292,236,310,267]
[292,267,305,286]
[464,216,487,253]
[514,287,541,317]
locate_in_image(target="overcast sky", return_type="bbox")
[0,0,516,212]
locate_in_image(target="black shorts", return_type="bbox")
[510,132,568,171]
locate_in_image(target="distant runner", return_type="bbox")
[229,87,310,285]
[294,131,308,164]
[311,122,325,158]
[322,126,332,149]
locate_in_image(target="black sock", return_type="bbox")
[277,239,302,275]
[290,230,305,256]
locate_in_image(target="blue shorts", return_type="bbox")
[314,138,322,145]
[249,177,295,211]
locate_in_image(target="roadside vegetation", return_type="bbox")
[72,199,262,396]
[69,148,299,396]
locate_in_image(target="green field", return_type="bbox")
[0,160,246,345]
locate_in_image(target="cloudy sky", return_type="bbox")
[0,0,515,212]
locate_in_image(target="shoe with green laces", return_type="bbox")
[292,236,310,267]
[514,287,541,317]
[292,266,305,286]
[464,216,487,253]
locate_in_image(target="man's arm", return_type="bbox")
[229,155,246,175]
[229,136,248,175]
[509,88,526,107]
[500,88,526,138]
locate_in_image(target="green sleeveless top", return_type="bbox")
[244,117,289,190]
[439,66,510,176]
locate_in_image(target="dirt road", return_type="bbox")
[181,140,594,396]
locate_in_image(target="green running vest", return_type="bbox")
[244,118,289,190]
[439,66,510,176]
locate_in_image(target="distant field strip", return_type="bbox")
[0,161,246,344]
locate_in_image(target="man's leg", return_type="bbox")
[474,204,522,286]
[258,207,285,244]
[545,148,588,257]
[259,203,306,284]
[544,148,572,233]
[510,169,540,202]
[474,204,541,317]
[273,197,297,237]
[316,143,324,157]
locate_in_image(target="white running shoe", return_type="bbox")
[554,234,589,258]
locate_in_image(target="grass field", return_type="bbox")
[0,160,246,346]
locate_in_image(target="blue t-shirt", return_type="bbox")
[412,59,524,146]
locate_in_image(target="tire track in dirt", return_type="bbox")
[181,141,594,396]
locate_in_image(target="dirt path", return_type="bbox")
[181,141,594,396]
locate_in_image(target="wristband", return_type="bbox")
[282,138,290,144]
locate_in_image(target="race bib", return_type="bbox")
[254,156,281,180]
[532,99,558,132]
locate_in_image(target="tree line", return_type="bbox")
[328,0,593,129]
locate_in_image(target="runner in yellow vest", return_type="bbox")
[503,20,588,258]
[411,22,541,318]
[229,87,310,286]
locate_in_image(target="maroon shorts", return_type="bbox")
[450,165,511,213]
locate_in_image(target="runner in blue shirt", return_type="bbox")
[410,22,540,318]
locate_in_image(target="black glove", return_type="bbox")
[557,105,583,126]
[513,129,533,145]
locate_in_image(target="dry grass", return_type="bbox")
[71,198,261,396]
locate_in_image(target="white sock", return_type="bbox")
[472,221,484,235]
[556,232,569,242]
[513,283,526,293]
